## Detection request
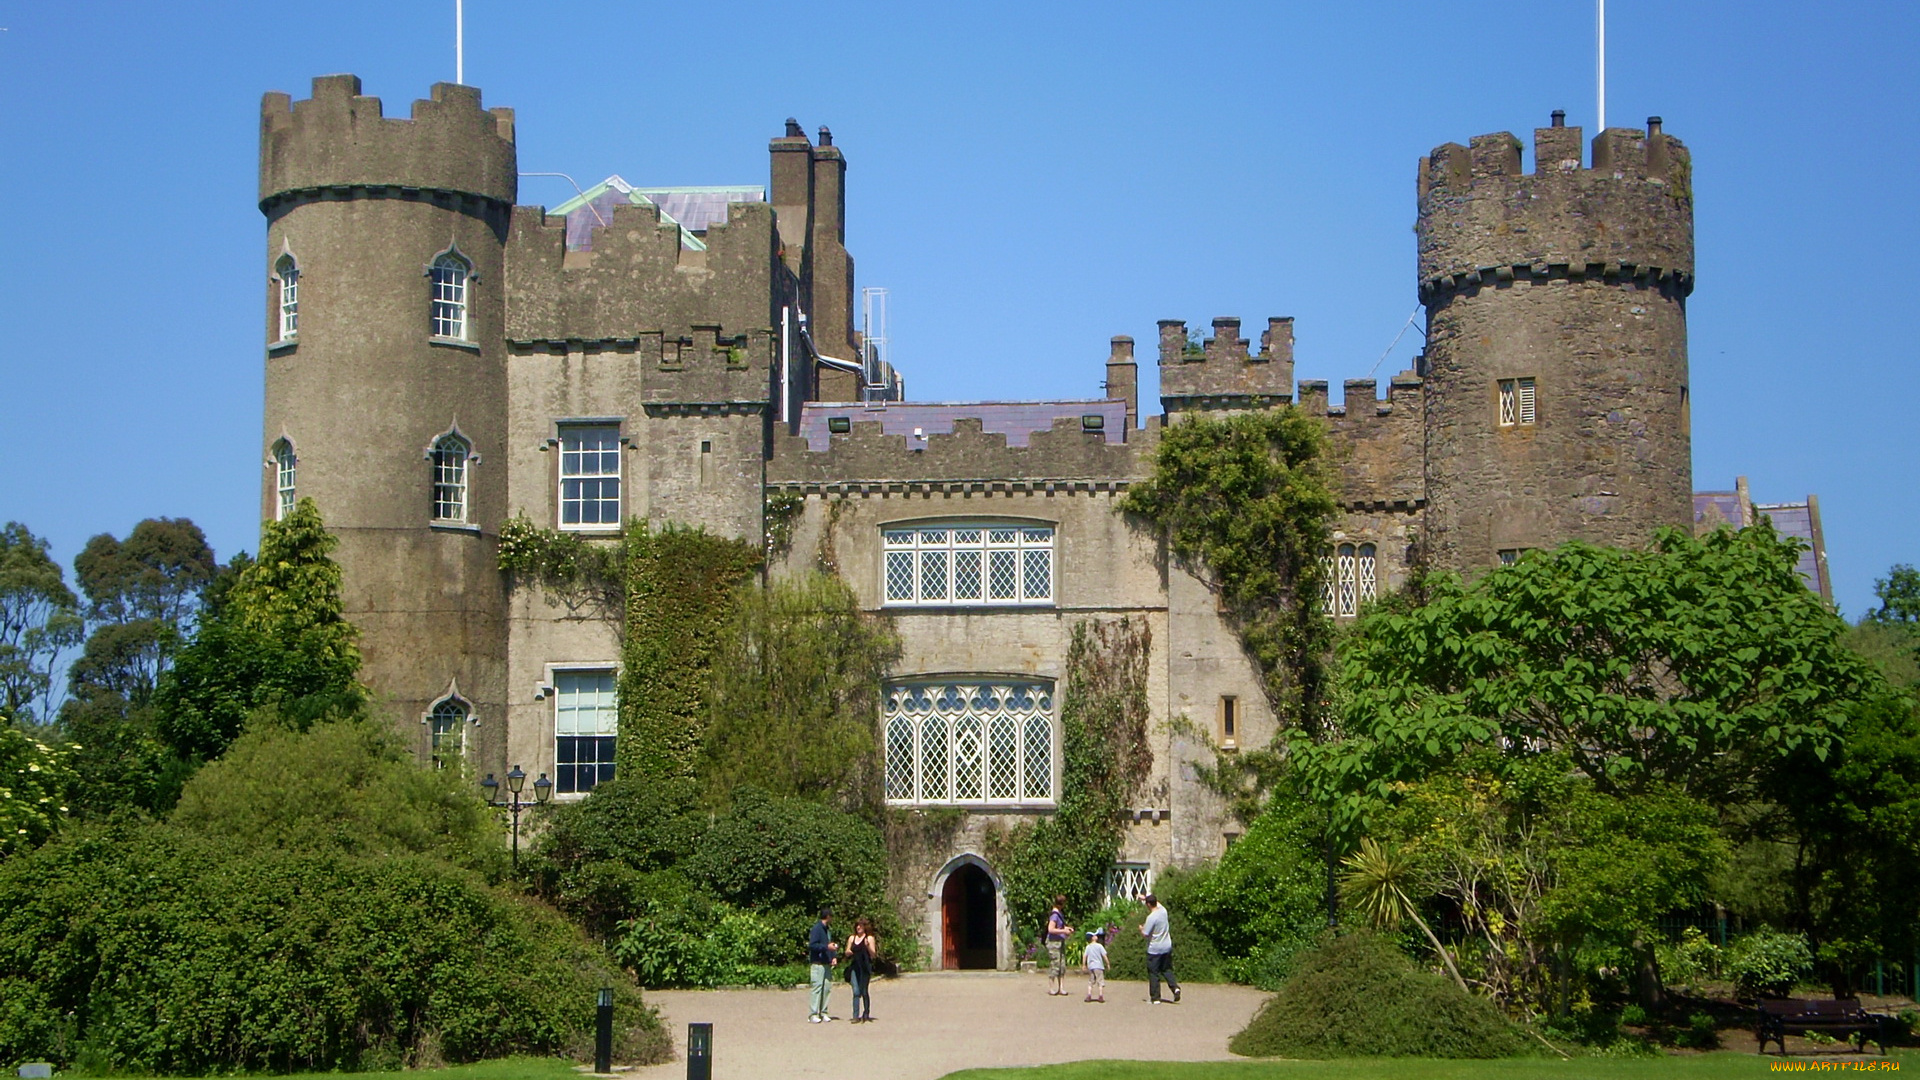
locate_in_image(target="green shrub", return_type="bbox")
[1725,928,1814,999]
[1655,926,1720,989]
[530,777,706,938]
[612,893,803,988]
[169,719,506,876]
[1229,931,1530,1059]
[686,786,894,947]
[1169,799,1328,987]
[1674,1012,1720,1049]
[1102,903,1230,984]
[0,826,667,1074]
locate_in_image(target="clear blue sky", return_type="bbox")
[0,1,1913,619]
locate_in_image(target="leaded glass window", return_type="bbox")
[882,680,1055,806]
[880,523,1053,607]
[1106,862,1153,905]
[555,669,617,794]
[559,424,621,529]
[1499,377,1537,427]
[430,252,470,340]
[1326,543,1377,618]
[431,432,471,523]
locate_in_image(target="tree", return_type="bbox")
[1340,836,1469,994]
[69,518,216,701]
[0,718,75,858]
[154,500,362,760]
[699,572,899,810]
[1295,525,1878,833]
[1866,564,1920,625]
[0,523,83,723]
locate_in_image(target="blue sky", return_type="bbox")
[0,1,1913,620]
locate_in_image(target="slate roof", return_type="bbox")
[797,400,1129,451]
[545,176,765,253]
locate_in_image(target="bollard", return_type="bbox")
[595,987,614,1074]
[687,1022,713,1080]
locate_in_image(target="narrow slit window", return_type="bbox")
[430,252,470,340]
[1498,379,1517,426]
[1516,377,1536,425]
[1219,695,1238,747]
[1357,543,1377,606]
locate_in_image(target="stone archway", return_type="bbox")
[927,854,1008,970]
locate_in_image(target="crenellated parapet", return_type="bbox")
[768,416,1153,488]
[1296,372,1426,509]
[1417,117,1693,304]
[1158,317,1295,413]
[506,324,773,407]
[259,75,517,217]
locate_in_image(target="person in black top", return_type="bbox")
[845,916,879,1022]
[807,908,839,1022]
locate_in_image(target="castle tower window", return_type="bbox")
[1218,694,1238,748]
[431,432,472,523]
[428,696,468,770]
[883,681,1055,807]
[274,254,299,341]
[271,438,297,521]
[1357,543,1377,606]
[1499,378,1537,427]
[881,523,1053,607]
[554,669,618,795]
[558,424,621,530]
[1323,543,1375,618]
[429,251,471,341]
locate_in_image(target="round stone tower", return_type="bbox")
[1415,115,1695,574]
[258,75,516,762]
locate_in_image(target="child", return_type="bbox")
[1082,930,1109,1003]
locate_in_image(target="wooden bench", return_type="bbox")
[1755,997,1890,1055]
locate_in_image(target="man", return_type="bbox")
[807,907,839,1022]
[1139,893,1180,1004]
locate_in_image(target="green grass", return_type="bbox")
[939,1051,1914,1080]
[60,1056,583,1080]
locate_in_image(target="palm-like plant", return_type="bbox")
[1339,836,1469,994]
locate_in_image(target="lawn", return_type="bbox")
[60,1057,583,1080]
[939,1051,1914,1080]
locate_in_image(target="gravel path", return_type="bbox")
[629,971,1267,1080]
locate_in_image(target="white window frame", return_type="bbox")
[426,695,470,771]
[271,438,296,521]
[1499,377,1537,427]
[881,523,1055,607]
[1323,542,1377,618]
[883,680,1056,808]
[429,251,471,341]
[551,666,619,796]
[1107,862,1153,905]
[557,423,622,531]
[274,253,299,341]
[430,431,473,524]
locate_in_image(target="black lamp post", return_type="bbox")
[481,764,552,871]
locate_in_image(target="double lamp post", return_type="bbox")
[480,764,551,871]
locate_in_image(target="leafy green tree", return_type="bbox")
[1120,409,1337,734]
[154,499,362,759]
[699,572,899,810]
[1296,525,1877,832]
[0,523,83,723]
[0,718,75,858]
[1866,563,1920,625]
[529,776,706,939]
[1173,797,1328,984]
[169,719,506,877]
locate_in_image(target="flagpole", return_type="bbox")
[456,0,465,85]
[1596,0,1606,132]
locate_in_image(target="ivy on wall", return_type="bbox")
[498,517,759,782]
[991,616,1153,930]
[1120,408,1338,734]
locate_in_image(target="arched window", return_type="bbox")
[1323,542,1380,618]
[428,697,469,770]
[271,438,296,521]
[431,432,471,523]
[274,254,299,340]
[429,251,470,340]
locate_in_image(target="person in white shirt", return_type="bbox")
[1082,930,1109,1003]
[1139,893,1181,1004]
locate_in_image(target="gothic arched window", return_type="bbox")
[428,696,469,771]
[429,251,470,340]
[431,432,472,523]
[271,438,297,521]
[274,254,299,341]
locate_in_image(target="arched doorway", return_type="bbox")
[940,862,999,969]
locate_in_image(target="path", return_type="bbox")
[630,971,1267,1080]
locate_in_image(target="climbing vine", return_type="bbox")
[990,616,1153,931]
[498,517,759,781]
[763,490,805,561]
[1120,408,1338,734]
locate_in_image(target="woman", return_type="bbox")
[845,916,879,1022]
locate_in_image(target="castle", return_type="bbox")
[258,76,1709,968]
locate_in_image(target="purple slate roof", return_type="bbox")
[796,400,1128,451]
[634,188,763,232]
[1692,491,1747,531]
[1754,501,1826,596]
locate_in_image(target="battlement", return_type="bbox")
[260,75,517,210]
[1293,372,1426,506]
[1157,317,1296,410]
[768,415,1152,487]
[1416,114,1693,301]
